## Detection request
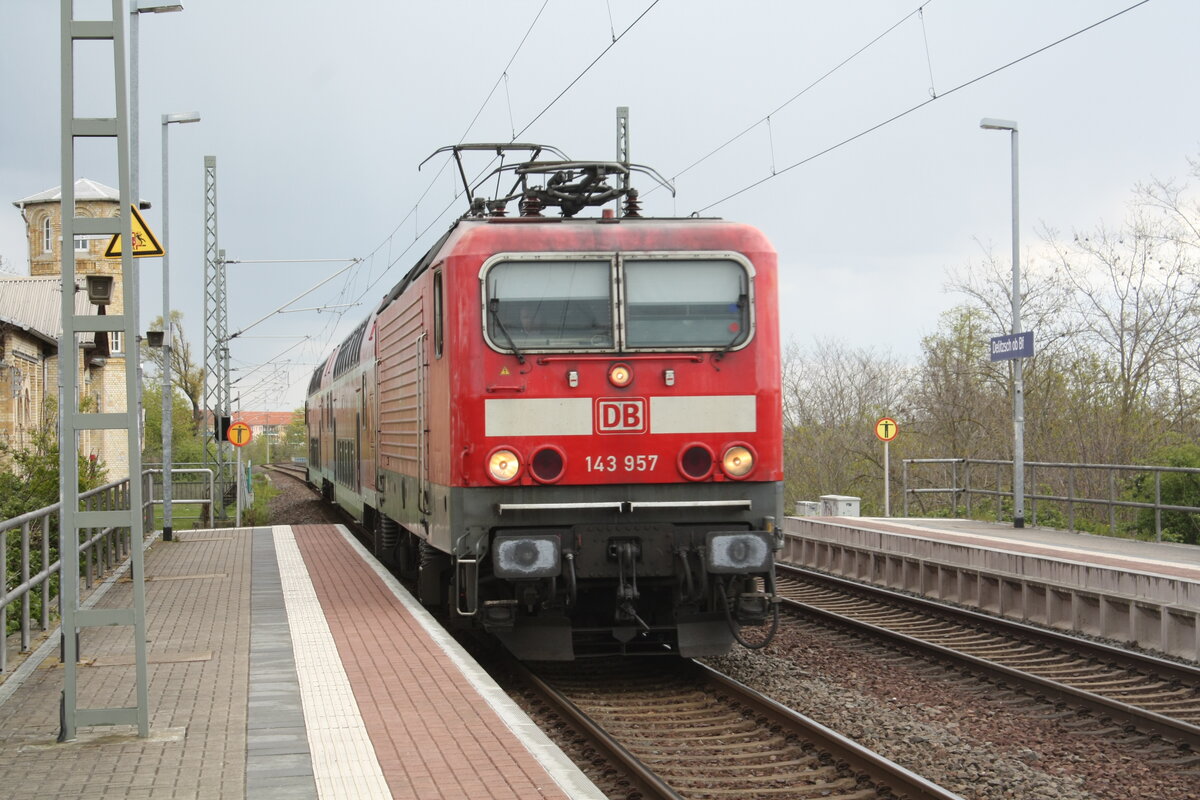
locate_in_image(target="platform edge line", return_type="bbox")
[330,524,607,800]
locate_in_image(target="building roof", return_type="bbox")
[0,274,97,346]
[13,178,122,208]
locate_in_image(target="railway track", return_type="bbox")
[512,656,962,800]
[260,462,309,481]
[776,563,1200,753]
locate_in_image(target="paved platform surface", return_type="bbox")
[848,516,1200,581]
[0,525,603,800]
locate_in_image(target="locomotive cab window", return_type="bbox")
[482,252,753,354]
[624,258,750,349]
[484,258,613,350]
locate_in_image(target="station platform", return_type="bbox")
[842,516,1200,576]
[0,525,604,800]
[782,515,1200,661]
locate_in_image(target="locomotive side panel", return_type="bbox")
[377,294,422,476]
[376,289,424,533]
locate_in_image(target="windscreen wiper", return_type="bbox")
[488,299,525,364]
[713,294,747,362]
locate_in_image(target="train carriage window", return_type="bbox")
[433,270,444,358]
[623,259,750,348]
[485,259,613,350]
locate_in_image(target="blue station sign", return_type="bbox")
[990,331,1034,361]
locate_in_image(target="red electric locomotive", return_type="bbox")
[307,145,783,659]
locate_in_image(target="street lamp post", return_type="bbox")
[161,111,200,542]
[129,1,184,205]
[980,117,1025,529]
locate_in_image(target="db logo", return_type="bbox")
[597,398,647,433]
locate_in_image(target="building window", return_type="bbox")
[110,331,123,354]
[75,236,88,252]
[42,218,52,253]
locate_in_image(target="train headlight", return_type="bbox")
[494,534,561,578]
[487,448,521,483]
[721,445,755,479]
[706,531,773,574]
[608,362,633,388]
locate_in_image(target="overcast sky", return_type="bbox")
[2,0,1197,411]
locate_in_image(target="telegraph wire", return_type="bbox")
[693,0,1152,215]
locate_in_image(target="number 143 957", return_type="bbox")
[586,454,659,472]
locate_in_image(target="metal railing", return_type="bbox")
[1,467,213,673]
[144,467,216,526]
[145,460,234,524]
[902,458,1200,541]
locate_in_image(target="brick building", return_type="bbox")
[2,179,132,478]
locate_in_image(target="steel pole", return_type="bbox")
[161,118,173,540]
[130,8,140,204]
[1010,128,1025,529]
[159,111,199,540]
[981,118,1025,529]
[884,441,890,517]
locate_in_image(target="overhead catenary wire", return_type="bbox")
[295,0,665,377]
[514,0,661,140]
[262,0,667,404]
[280,0,569,389]
[659,1,934,193]
[692,0,1152,215]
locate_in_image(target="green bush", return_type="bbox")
[1127,443,1200,544]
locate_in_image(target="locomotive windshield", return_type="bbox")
[623,259,747,348]
[486,258,614,349]
[484,253,752,353]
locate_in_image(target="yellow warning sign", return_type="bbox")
[104,205,164,258]
[227,422,253,447]
[874,417,899,442]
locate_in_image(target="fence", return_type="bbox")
[902,458,1200,541]
[143,466,217,527]
[1,467,213,673]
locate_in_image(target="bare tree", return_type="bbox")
[782,338,913,513]
[146,311,206,425]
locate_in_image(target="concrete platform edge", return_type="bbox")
[328,524,606,800]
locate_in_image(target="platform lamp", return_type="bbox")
[84,274,114,306]
[160,111,200,542]
[980,117,1025,529]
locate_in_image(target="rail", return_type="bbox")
[1,467,212,673]
[902,458,1200,540]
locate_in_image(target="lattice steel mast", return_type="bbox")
[58,0,149,740]
[202,156,231,519]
